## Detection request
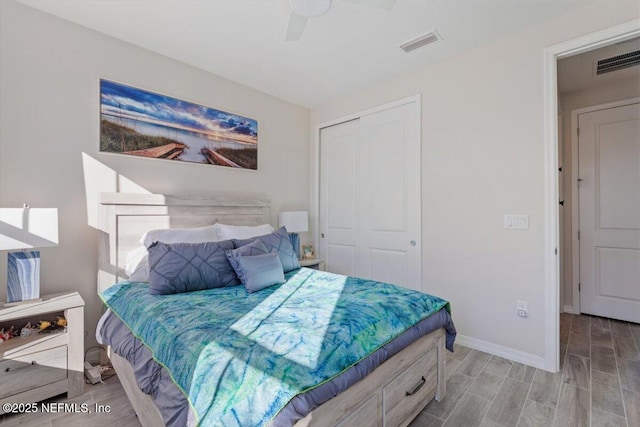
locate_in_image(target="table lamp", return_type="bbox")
[0,205,59,305]
[278,211,308,259]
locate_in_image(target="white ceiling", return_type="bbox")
[558,37,640,94]
[18,0,612,108]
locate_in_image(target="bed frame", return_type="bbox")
[97,192,446,427]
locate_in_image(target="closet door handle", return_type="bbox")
[410,240,416,247]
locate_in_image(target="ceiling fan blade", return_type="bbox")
[341,0,397,11]
[285,11,308,41]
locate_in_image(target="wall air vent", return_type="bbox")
[400,31,441,53]
[596,49,640,75]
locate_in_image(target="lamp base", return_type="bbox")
[7,250,41,303]
[289,233,301,259]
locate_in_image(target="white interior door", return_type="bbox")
[578,102,640,323]
[319,101,421,291]
[358,103,420,289]
[319,119,360,277]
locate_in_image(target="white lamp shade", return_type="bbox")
[278,211,308,233]
[0,208,59,250]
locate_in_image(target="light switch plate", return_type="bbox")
[504,214,529,230]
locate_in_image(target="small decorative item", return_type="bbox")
[20,322,40,337]
[278,211,309,259]
[55,316,67,327]
[302,245,314,260]
[38,318,65,334]
[38,320,52,330]
[0,326,16,343]
[100,80,258,170]
[0,206,59,305]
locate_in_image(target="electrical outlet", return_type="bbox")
[517,300,528,318]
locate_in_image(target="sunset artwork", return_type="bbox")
[99,80,258,170]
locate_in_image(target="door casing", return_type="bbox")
[544,20,639,372]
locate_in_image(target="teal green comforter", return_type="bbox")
[100,268,450,426]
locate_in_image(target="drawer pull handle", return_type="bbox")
[406,376,426,396]
[5,361,37,373]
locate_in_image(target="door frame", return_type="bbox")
[312,94,422,280]
[570,97,640,315]
[543,20,639,372]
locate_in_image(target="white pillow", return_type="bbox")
[214,223,274,241]
[127,225,221,282]
[140,225,219,248]
[125,246,148,277]
[125,246,150,283]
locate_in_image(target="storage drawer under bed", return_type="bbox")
[383,344,438,426]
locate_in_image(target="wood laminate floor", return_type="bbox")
[411,314,640,427]
[1,375,141,427]
[3,314,639,426]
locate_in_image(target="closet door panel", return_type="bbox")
[320,120,359,277]
[359,102,420,290]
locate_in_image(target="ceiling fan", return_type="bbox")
[285,0,398,41]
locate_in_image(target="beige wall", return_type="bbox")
[559,76,640,311]
[311,4,638,361]
[0,1,310,348]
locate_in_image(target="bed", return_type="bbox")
[96,193,456,427]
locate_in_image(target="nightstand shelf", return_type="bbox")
[299,258,324,270]
[0,292,84,413]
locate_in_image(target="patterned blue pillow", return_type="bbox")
[226,239,269,285]
[148,240,239,295]
[233,227,300,273]
[238,252,285,293]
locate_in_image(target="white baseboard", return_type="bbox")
[455,334,546,370]
[562,305,574,314]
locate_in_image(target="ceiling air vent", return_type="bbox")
[400,31,441,53]
[596,50,640,75]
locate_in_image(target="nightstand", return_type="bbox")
[0,292,85,413]
[299,258,324,270]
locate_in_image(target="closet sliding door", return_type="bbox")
[319,119,360,277]
[319,101,421,291]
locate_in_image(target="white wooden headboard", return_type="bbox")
[97,192,271,293]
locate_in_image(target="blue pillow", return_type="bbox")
[238,252,285,293]
[226,239,269,285]
[147,240,239,295]
[233,227,300,273]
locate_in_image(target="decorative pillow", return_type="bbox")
[140,225,219,248]
[238,252,285,293]
[147,240,239,295]
[214,223,274,241]
[127,225,221,282]
[226,239,270,285]
[233,227,300,273]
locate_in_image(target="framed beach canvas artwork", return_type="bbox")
[99,79,258,170]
